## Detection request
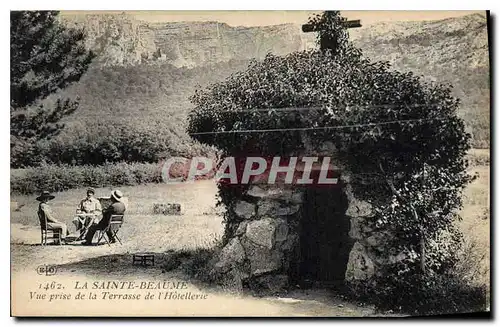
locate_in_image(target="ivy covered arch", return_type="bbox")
[188,11,474,312]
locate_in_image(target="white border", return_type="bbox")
[2,1,497,326]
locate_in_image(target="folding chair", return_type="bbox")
[97,214,124,246]
[38,211,62,246]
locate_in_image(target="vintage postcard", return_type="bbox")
[10,10,490,317]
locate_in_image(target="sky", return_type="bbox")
[61,10,486,27]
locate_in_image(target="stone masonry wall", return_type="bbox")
[344,181,393,283]
[212,176,388,293]
[212,183,304,293]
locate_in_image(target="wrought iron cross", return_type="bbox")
[302,17,362,51]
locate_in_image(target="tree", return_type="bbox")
[10,11,94,167]
[188,11,476,312]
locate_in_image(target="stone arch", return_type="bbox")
[211,167,383,293]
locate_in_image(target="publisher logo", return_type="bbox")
[36,265,57,276]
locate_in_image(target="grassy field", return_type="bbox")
[10,150,490,276]
[10,149,490,315]
[459,152,490,288]
[11,180,224,251]
[11,180,385,317]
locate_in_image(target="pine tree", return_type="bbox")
[10,11,94,167]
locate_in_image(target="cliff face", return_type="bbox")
[350,13,489,95]
[62,13,316,67]
[59,12,490,147]
[61,12,488,74]
[348,13,490,145]
[62,14,148,66]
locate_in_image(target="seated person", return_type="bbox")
[83,190,126,245]
[37,191,69,242]
[73,188,102,232]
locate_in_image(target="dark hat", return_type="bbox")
[36,191,55,201]
[86,188,95,195]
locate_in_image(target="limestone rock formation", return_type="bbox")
[61,13,314,68]
[57,12,489,147]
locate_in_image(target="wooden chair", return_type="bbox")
[37,211,62,246]
[97,214,124,246]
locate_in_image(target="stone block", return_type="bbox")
[289,192,304,204]
[247,186,304,204]
[346,198,373,218]
[153,203,182,215]
[345,242,375,282]
[241,235,282,276]
[245,218,276,249]
[258,200,300,217]
[235,221,248,236]
[249,251,282,276]
[274,219,289,243]
[365,235,380,247]
[247,185,285,198]
[234,200,255,219]
[214,238,246,273]
[281,232,299,251]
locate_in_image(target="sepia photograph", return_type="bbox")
[9,9,491,317]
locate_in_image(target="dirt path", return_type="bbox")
[11,181,390,316]
[11,223,380,317]
[10,161,489,316]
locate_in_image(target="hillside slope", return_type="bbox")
[14,12,489,167]
[350,13,490,146]
[61,13,489,144]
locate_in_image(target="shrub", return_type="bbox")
[10,60,249,168]
[349,271,487,315]
[348,236,488,315]
[10,120,216,168]
[188,11,476,313]
[10,11,94,167]
[10,162,164,195]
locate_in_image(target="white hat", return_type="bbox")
[110,190,124,202]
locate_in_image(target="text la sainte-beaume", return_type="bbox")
[74,281,188,290]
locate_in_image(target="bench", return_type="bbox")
[132,253,155,267]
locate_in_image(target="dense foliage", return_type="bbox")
[10,13,487,168]
[12,119,213,168]
[10,10,94,166]
[11,60,248,168]
[188,11,477,313]
[10,11,94,108]
[11,162,163,194]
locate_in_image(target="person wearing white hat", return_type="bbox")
[83,190,126,245]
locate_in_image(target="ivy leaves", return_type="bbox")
[188,11,473,283]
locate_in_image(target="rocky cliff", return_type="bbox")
[350,13,490,146]
[59,12,490,147]
[61,12,488,74]
[62,13,315,68]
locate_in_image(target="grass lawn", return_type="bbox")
[9,150,490,316]
[11,180,386,317]
[11,180,224,252]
